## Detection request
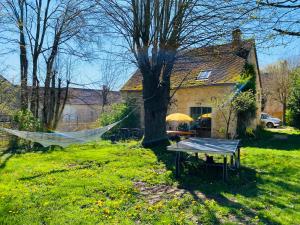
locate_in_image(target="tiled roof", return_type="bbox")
[66,88,121,105]
[0,75,121,106]
[37,87,121,105]
[121,40,254,91]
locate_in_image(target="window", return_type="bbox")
[190,107,212,120]
[190,107,212,137]
[197,70,211,80]
[261,113,270,119]
[63,114,76,122]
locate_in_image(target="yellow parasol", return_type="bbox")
[166,113,194,122]
[199,113,212,119]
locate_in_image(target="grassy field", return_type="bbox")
[0,128,299,224]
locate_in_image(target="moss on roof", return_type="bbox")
[121,40,254,91]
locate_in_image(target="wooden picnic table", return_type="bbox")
[167,137,241,181]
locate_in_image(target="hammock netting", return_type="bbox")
[0,121,120,148]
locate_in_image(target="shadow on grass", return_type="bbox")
[150,144,289,225]
[19,168,70,181]
[0,153,13,169]
[242,128,300,151]
[18,159,112,181]
[0,144,65,170]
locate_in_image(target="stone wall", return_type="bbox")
[122,85,240,138]
[169,85,237,138]
[121,57,262,138]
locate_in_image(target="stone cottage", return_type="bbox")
[121,30,262,138]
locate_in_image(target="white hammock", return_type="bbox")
[0,121,120,148]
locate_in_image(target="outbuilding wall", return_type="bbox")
[56,104,102,131]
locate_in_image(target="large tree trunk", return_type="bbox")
[142,89,169,147]
[140,50,175,147]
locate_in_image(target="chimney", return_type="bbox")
[232,29,242,49]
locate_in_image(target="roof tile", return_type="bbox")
[121,40,253,91]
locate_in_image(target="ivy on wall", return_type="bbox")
[240,63,256,93]
[236,63,257,137]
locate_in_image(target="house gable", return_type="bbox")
[121,40,255,92]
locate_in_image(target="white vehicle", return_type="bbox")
[260,113,281,128]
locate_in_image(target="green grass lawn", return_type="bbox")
[0,128,299,224]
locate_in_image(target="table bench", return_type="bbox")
[167,138,241,181]
[167,130,196,137]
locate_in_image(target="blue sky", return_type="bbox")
[2,36,300,90]
[256,39,300,69]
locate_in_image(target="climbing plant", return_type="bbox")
[210,63,257,139]
[236,63,257,137]
[240,63,256,93]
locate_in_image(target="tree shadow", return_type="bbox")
[19,168,70,181]
[150,145,290,224]
[242,129,300,151]
[0,145,65,171]
[0,152,13,169]
[18,159,111,181]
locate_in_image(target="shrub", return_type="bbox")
[233,90,257,137]
[98,102,140,139]
[9,110,41,151]
[245,127,255,138]
[13,110,41,131]
[241,125,266,141]
[99,103,139,128]
[286,109,293,126]
[288,70,300,128]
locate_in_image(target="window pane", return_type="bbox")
[197,71,211,80]
[190,107,212,120]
